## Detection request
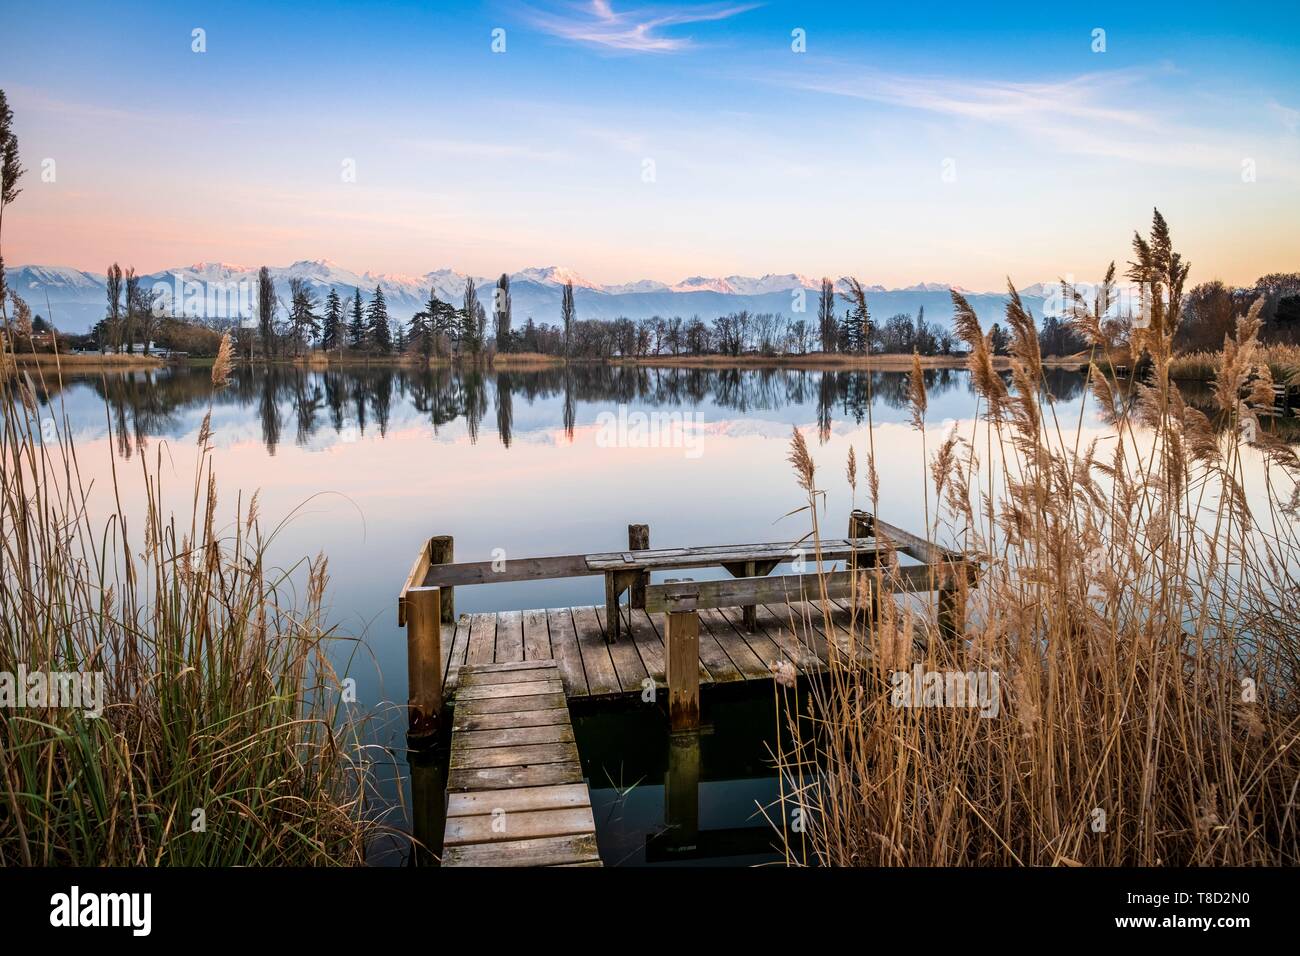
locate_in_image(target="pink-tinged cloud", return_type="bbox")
[520,1,761,53]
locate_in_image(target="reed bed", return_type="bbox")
[778,212,1300,866]
[0,342,388,865]
[1170,343,1300,383]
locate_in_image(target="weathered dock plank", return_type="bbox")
[446,783,590,817]
[442,833,600,867]
[522,608,551,661]
[495,609,525,663]
[594,605,651,693]
[466,612,498,666]
[546,607,588,697]
[443,660,601,867]
[451,724,575,750]
[572,605,621,697]
[444,615,472,696]
[700,607,775,679]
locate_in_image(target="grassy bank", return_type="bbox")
[776,216,1300,866]
[11,352,164,370]
[0,338,387,865]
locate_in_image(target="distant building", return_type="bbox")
[100,341,179,357]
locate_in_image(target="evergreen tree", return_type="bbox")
[840,297,870,353]
[409,287,440,360]
[989,322,1011,355]
[288,277,321,352]
[367,284,391,352]
[460,278,482,354]
[321,288,343,351]
[347,289,367,349]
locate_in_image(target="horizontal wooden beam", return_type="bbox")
[586,537,883,572]
[423,554,598,587]
[853,510,974,568]
[645,561,977,613]
[647,570,861,612]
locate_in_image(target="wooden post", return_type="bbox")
[849,511,878,621]
[665,584,700,732]
[628,523,650,609]
[937,562,966,644]
[741,559,757,631]
[407,586,443,741]
[604,572,621,643]
[664,730,700,854]
[408,746,447,866]
[430,535,454,625]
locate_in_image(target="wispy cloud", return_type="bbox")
[780,63,1159,129]
[767,61,1282,175]
[519,0,759,53]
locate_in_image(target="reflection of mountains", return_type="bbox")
[37,364,1089,457]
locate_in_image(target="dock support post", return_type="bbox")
[664,730,700,855]
[848,509,874,540]
[741,560,757,631]
[628,523,650,609]
[848,512,878,622]
[666,588,700,732]
[407,586,443,741]
[408,746,447,866]
[430,535,454,625]
[937,562,966,644]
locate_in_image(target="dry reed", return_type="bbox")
[776,210,1300,866]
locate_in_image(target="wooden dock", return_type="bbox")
[442,660,601,866]
[435,597,861,702]
[400,510,979,865]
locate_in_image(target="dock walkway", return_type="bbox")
[442,660,601,866]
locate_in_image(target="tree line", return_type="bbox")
[22,260,1298,362]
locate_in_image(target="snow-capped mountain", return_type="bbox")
[4,260,1053,333]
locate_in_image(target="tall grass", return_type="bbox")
[778,211,1300,866]
[1170,343,1300,384]
[0,341,386,865]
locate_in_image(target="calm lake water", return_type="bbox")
[29,362,1111,864]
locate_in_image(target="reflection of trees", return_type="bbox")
[36,363,1111,454]
[495,373,514,448]
[293,372,324,446]
[562,369,575,442]
[259,374,282,455]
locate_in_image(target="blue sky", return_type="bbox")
[3,0,1298,289]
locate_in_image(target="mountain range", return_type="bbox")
[5,260,1056,333]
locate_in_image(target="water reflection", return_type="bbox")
[36,363,1102,459]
